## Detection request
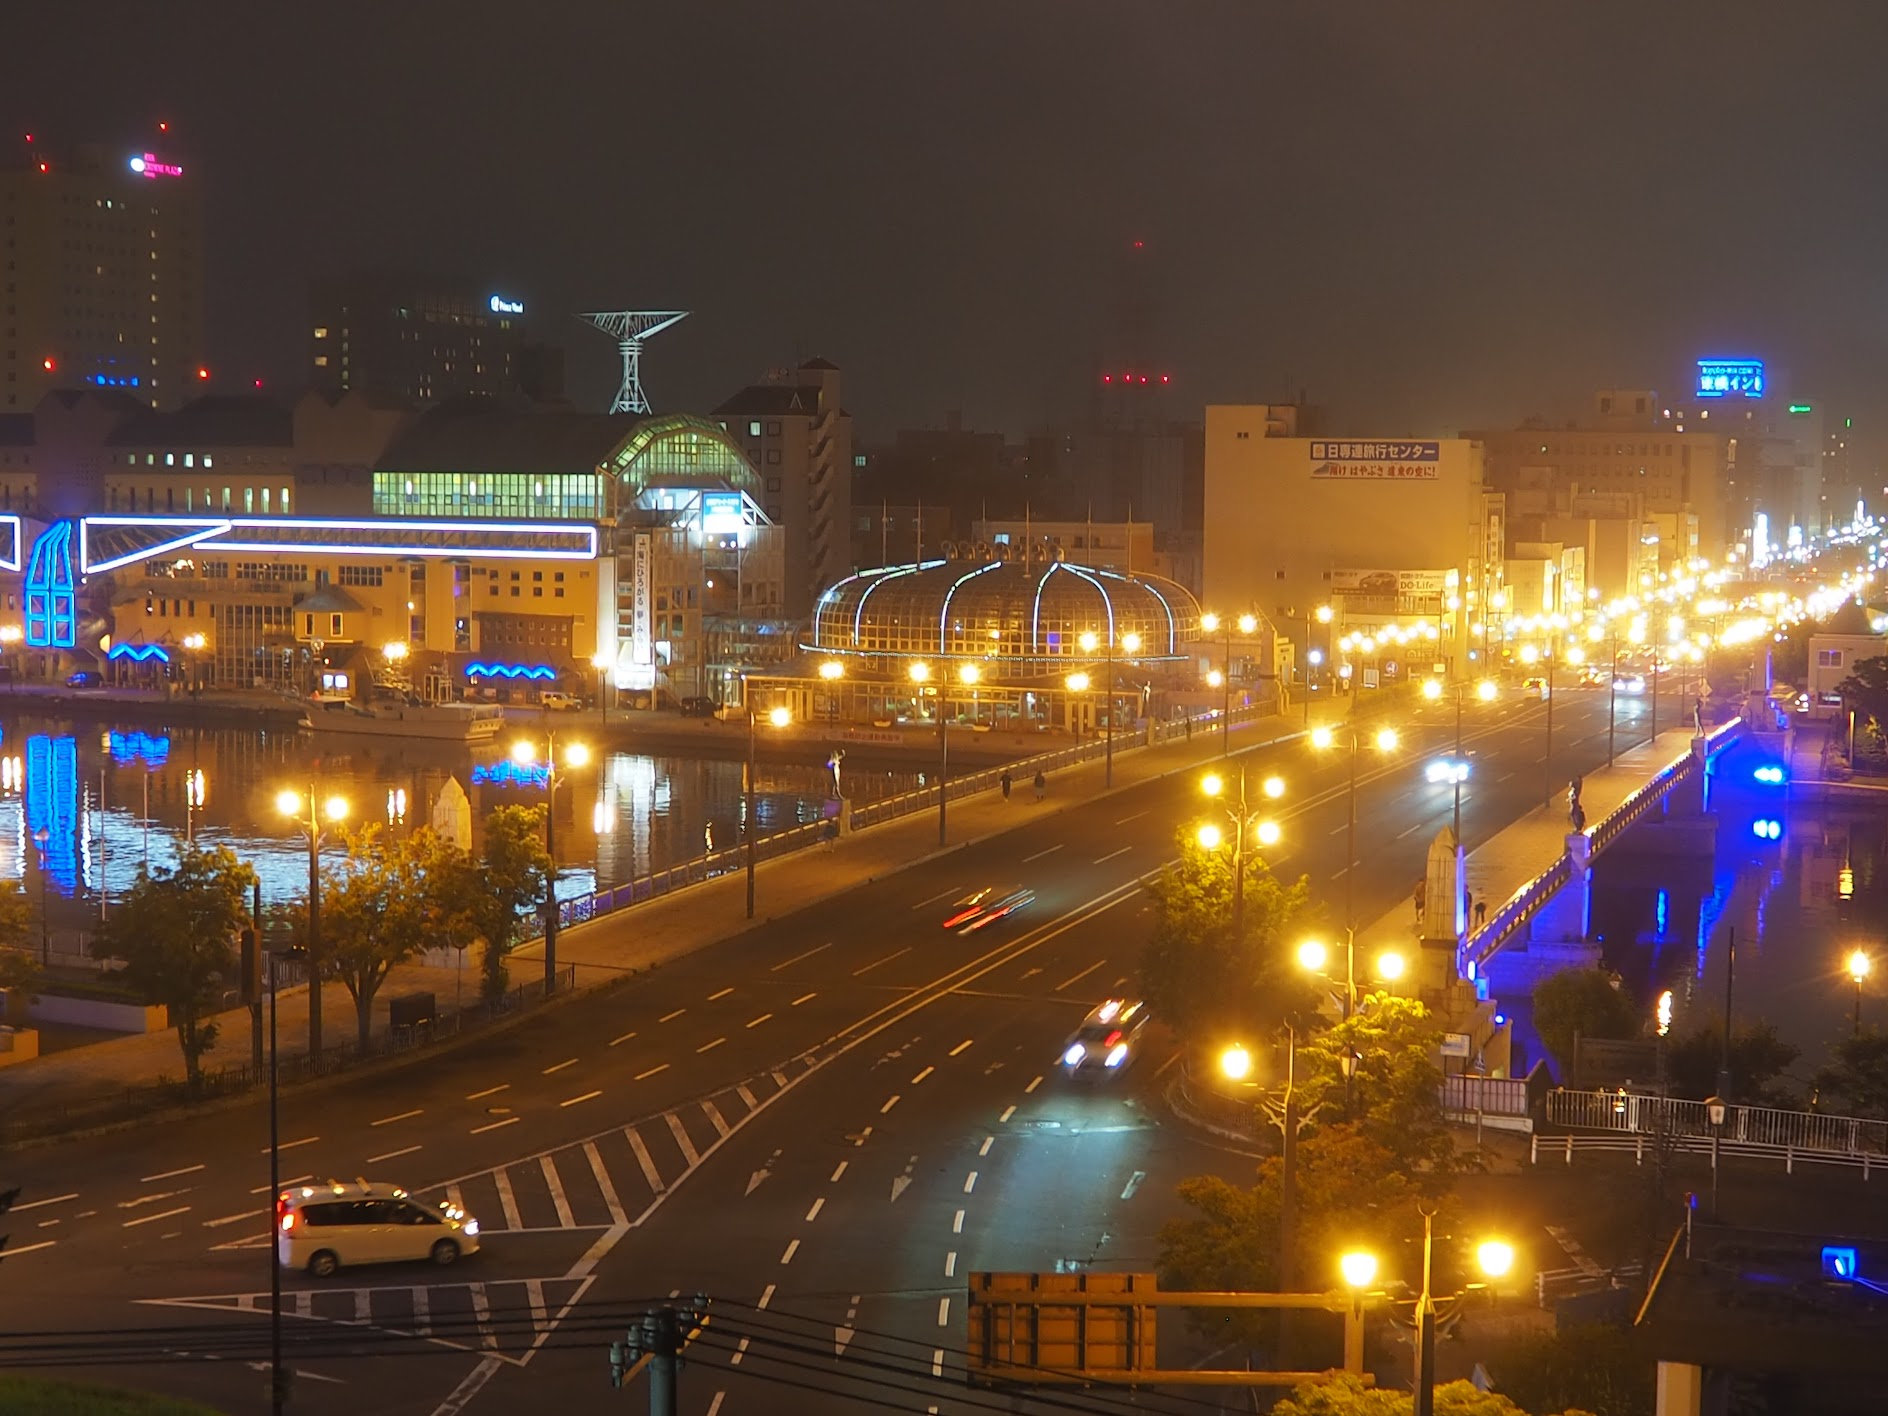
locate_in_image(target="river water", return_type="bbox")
[0,711,924,953]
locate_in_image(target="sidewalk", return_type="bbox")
[0,705,1332,1123]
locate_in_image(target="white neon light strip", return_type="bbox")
[851,559,942,647]
[937,559,1001,652]
[1062,564,1115,644]
[1029,560,1059,655]
[77,515,597,570]
[82,520,233,574]
[1094,566,1178,655]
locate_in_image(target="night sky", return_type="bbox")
[10,2,1888,446]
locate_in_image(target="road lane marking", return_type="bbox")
[932,1349,945,1376]
[1121,1170,1146,1200]
[584,1142,628,1226]
[123,1206,190,1228]
[542,1058,577,1075]
[938,1297,951,1326]
[469,1284,497,1350]
[465,1085,508,1100]
[780,1239,800,1265]
[707,1392,726,1414]
[702,1101,731,1139]
[470,1116,520,1135]
[140,1165,204,1182]
[609,1031,638,1047]
[1055,960,1106,991]
[954,1209,965,1233]
[831,1162,848,1182]
[949,1039,973,1056]
[370,1109,423,1127]
[770,942,832,971]
[1025,1076,1043,1093]
[635,1063,670,1080]
[945,1251,957,1277]
[1023,844,1063,862]
[963,1172,978,1194]
[1093,846,1132,864]
[999,1106,1016,1123]
[412,1285,431,1336]
[697,1036,725,1053]
[1397,822,1425,839]
[666,1112,701,1168]
[708,987,734,1001]
[912,886,963,910]
[203,1209,262,1228]
[758,1283,775,1310]
[561,1090,602,1108]
[250,1175,310,1196]
[791,992,817,1006]
[541,1156,575,1228]
[773,1070,790,1087]
[13,1194,76,1212]
[746,1013,772,1028]
[911,1066,934,1084]
[367,1145,422,1164]
[3,1240,55,1258]
[263,1136,319,1153]
[626,1128,664,1193]
[881,1095,901,1114]
[853,946,911,976]
[1329,823,1348,836]
[806,1198,824,1222]
[1114,811,1146,825]
[1499,771,1515,782]
[494,1170,522,1231]
[732,1338,750,1365]
[979,1137,993,1157]
[660,1008,686,1022]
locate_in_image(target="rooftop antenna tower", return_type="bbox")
[577,309,690,414]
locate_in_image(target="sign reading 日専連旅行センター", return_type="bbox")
[1308,441,1441,480]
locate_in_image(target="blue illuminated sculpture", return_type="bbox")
[24,522,77,649]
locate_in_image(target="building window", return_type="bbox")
[766,450,781,465]
[1818,649,1843,667]
[765,421,780,436]
[748,420,761,437]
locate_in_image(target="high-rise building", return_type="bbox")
[1,140,204,411]
[713,359,852,617]
[309,273,561,406]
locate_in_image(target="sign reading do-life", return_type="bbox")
[488,295,524,315]
[128,153,184,179]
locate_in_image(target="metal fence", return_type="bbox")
[1544,1088,1888,1159]
[1529,1131,1888,1177]
[1440,1071,1534,1120]
[0,965,576,1147]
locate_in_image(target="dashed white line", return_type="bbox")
[609,1031,638,1047]
[932,1349,945,1377]
[465,1084,508,1101]
[770,943,832,971]
[854,946,911,976]
[979,1136,993,1157]
[123,1206,190,1229]
[830,1162,848,1183]
[250,1175,311,1196]
[780,1239,800,1265]
[806,1198,825,1222]
[937,1297,951,1326]
[881,1095,901,1114]
[999,1106,1016,1123]
[542,1058,578,1075]
[912,886,964,910]
[139,1165,203,1182]
[1093,846,1133,865]
[1113,811,1147,826]
[911,1066,934,1084]
[1499,771,1516,782]
[1023,844,1063,862]
[561,1090,602,1108]
[660,1008,686,1022]
[945,1251,957,1277]
[732,1337,751,1364]
[953,1209,965,1234]
[263,1136,319,1154]
[13,1194,76,1212]
[371,1109,423,1127]
[758,1283,775,1310]
[963,1172,978,1194]
[708,987,734,1001]
[635,1063,670,1080]
[470,1116,521,1136]
[1025,1075,1044,1094]
[4,1240,55,1259]
[1329,823,1349,837]
[791,992,817,1006]
[203,1209,262,1228]
[1055,960,1106,991]
[367,1145,422,1164]
[949,1039,973,1057]
[1121,1170,1146,1200]
[697,1036,726,1053]
[707,1392,725,1415]
[746,1013,773,1029]
[1396,821,1425,839]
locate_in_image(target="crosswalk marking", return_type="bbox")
[525,1278,548,1342]
[294,1292,311,1319]
[737,1084,759,1110]
[771,1071,789,1088]
[493,1170,522,1232]
[666,1112,700,1169]
[701,1100,731,1140]
[626,1127,664,1194]
[540,1156,574,1229]
[583,1142,627,1226]
[354,1290,370,1324]
[469,1284,498,1351]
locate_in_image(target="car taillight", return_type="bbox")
[1105,1030,1122,1047]
[279,1211,296,1232]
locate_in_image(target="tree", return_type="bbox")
[1664,1018,1799,1105]
[1296,994,1457,1176]
[1532,966,1641,1072]
[1485,1323,1656,1416]
[314,825,471,1052]
[1272,1373,1587,1416]
[102,845,256,1087]
[1812,1026,1888,1118]
[1139,827,1322,1042]
[465,805,551,1001]
[1836,654,1888,753]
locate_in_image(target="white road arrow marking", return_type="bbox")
[889,1175,911,1203]
[835,1325,855,1356]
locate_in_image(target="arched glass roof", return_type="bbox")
[610,415,759,497]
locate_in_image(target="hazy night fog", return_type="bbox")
[8,1,1888,444]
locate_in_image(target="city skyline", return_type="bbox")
[8,2,1888,448]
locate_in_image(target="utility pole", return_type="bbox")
[610,1300,707,1414]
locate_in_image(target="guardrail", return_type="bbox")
[1529,1130,1887,1177]
[1535,1261,1641,1307]
[1544,1087,1888,1158]
[1461,718,1744,971]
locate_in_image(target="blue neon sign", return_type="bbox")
[25,522,77,649]
[108,642,171,664]
[465,661,557,680]
[1696,358,1765,399]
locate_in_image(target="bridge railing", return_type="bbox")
[1544,1087,1888,1159]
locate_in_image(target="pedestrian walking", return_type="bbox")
[1475,898,1488,928]
[1000,769,1013,801]
[1033,770,1046,803]
[1464,890,1475,926]
[1184,715,1193,741]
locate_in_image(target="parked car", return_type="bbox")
[538,691,583,711]
[678,696,718,718]
[66,671,102,689]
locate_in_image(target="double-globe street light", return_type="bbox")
[511,734,591,990]
[909,661,979,848]
[1078,628,1141,787]
[1309,721,1399,944]
[1195,766,1284,941]
[1422,675,1497,938]
[1296,936,1406,1019]
[1198,612,1258,754]
[275,787,349,1056]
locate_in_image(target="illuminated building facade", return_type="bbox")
[1,140,204,411]
[309,271,563,406]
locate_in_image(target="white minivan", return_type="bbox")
[277,1180,480,1278]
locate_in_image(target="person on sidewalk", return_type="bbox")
[1475,898,1488,928]
[1033,770,1046,803]
[1000,770,1012,801]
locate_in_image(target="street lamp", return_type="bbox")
[1311,721,1398,943]
[742,700,792,918]
[1847,949,1871,1034]
[819,658,844,725]
[1297,936,1406,1017]
[510,735,591,991]
[1705,1094,1728,1219]
[1199,766,1282,940]
[32,826,49,965]
[1218,1043,1252,1081]
[1201,613,1232,755]
[1358,1213,1515,1416]
[591,651,613,724]
[276,787,348,1055]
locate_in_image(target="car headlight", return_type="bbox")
[1063,1044,1086,1066]
[462,1219,480,1237]
[1105,1043,1130,1068]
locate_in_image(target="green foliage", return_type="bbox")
[1297,994,1456,1175]
[0,878,33,954]
[1272,1373,1564,1416]
[1485,1322,1656,1416]
[468,805,551,1000]
[0,1375,227,1415]
[1664,1017,1800,1105]
[1532,967,1641,1071]
[1139,827,1321,1042]
[1812,1025,1888,1119]
[1836,654,1888,741]
[102,844,256,1086]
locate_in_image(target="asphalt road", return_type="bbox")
[4,690,1654,1416]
